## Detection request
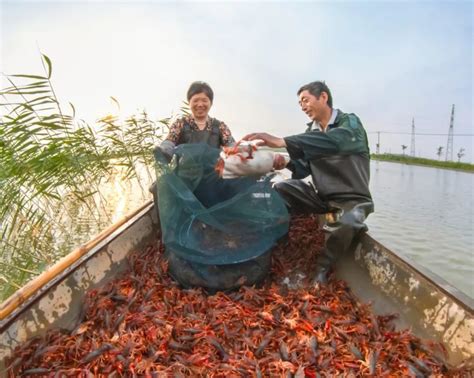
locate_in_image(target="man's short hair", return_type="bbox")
[187,81,214,103]
[297,81,333,108]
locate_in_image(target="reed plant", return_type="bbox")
[0,54,169,300]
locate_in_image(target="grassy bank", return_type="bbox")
[371,154,474,172]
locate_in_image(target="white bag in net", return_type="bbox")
[215,144,289,179]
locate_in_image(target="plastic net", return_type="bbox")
[154,144,289,289]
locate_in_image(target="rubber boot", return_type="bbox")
[312,201,373,285]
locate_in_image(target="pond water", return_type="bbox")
[366,161,473,299]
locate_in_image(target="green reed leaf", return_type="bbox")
[42,54,52,79]
[11,74,47,80]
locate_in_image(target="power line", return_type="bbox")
[367,131,473,136]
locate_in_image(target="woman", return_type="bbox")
[151,81,237,210]
[157,81,235,161]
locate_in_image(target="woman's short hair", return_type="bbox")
[187,81,214,103]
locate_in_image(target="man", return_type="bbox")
[242,81,374,284]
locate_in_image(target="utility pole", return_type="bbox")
[410,118,416,157]
[446,104,455,161]
[376,131,380,154]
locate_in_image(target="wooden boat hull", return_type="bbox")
[0,202,473,369]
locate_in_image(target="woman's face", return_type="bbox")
[189,92,212,119]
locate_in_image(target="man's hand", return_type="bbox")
[273,154,288,170]
[240,132,287,149]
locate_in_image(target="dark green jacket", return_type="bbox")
[284,110,373,203]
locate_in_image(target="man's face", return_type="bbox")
[298,90,327,122]
[189,92,212,119]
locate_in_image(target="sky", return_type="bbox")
[1,0,473,161]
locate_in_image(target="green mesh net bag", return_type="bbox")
[154,144,289,291]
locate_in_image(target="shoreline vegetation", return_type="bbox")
[371,154,474,173]
[271,150,473,173]
[0,54,169,300]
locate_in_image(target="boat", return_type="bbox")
[0,200,473,371]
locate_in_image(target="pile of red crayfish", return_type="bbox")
[6,215,472,376]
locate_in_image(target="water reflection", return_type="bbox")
[3,167,154,300]
[366,161,474,299]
